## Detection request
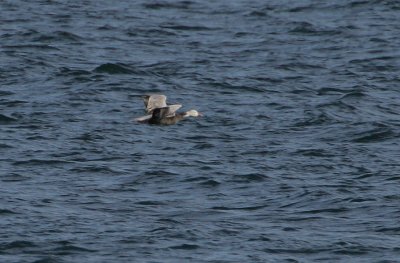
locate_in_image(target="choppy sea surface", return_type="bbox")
[1,0,400,262]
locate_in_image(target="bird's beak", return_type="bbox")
[198,112,203,117]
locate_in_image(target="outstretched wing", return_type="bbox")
[165,104,182,117]
[143,94,167,113]
[134,114,152,122]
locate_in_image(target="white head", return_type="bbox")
[185,109,203,117]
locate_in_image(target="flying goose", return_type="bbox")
[135,94,202,125]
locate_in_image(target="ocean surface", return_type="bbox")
[1,0,400,262]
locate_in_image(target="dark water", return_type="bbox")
[1,0,400,262]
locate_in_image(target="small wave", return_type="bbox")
[1,100,29,107]
[31,257,60,263]
[212,204,268,211]
[93,63,147,75]
[293,148,334,157]
[349,57,398,72]
[54,244,97,254]
[288,21,341,36]
[33,31,82,42]
[294,112,333,127]
[97,24,116,30]
[333,246,369,256]
[143,1,195,10]
[199,179,220,187]
[0,240,36,250]
[369,37,389,43]
[348,0,371,8]
[2,44,59,50]
[349,56,399,65]
[144,170,179,176]
[126,28,177,37]
[193,142,215,149]
[316,100,357,113]
[277,62,324,71]
[169,244,199,250]
[160,23,217,31]
[246,10,268,17]
[340,91,366,100]
[316,87,347,95]
[0,91,14,96]
[73,132,105,142]
[58,67,91,77]
[1,173,30,182]
[299,207,349,214]
[69,166,122,174]
[289,21,318,34]
[231,172,269,183]
[355,173,375,180]
[287,5,317,13]
[251,76,283,84]
[0,143,13,148]
[0,209,17,214]
[141,61,181,76]
[135,201,166,206]
[208,81,265,93]
[284,216,323,222]
[348,197,375,203]
[13,159,71,166]
[1,29,38,39]
[263,247,329,255]
[385,176,400,182]
[351,127,396,143]
[375,226,400,234]
[0,114,17,124]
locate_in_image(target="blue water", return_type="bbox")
[1,0,400,262]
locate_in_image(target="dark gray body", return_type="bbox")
[148,107,185,125]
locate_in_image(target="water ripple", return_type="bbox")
[1,0,399,262]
